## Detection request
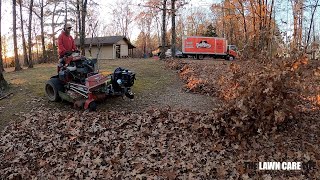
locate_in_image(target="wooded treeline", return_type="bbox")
[134,0,320,59]
[0,0,96,69]
[0,0,320,89]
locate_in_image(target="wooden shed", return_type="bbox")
[75,36,135,59]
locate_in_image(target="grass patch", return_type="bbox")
[4,64,57,96]
[99,59,174,93]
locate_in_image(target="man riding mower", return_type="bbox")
[45,51,135,111]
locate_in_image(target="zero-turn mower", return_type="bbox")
[45,52,135,111]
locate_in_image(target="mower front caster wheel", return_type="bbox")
[88,101,97,111]
[125,92,134,99]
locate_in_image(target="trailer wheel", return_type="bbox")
[228,56,235,61]
[45,78,64,102]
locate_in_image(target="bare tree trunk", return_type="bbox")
[0,0,8,89]
[51,2,58,59]
[266,0,274,56]
[249,0,257,47]
[124,4,129,37]
[155,16,161,43]
[312,22,315,59]
[238,0,248,45]
[33,17,39,61]
[0,5,2,72]
[28,0,34,68]
[80,0,88,56]
[258,0,263,50]
[0,71,7,89]
[13,0,22,71]
[226,0,234,43]
[305,0,319,52]
[171,0,176,58]
[292,0,298,50]
[146,16,151,57]
[160,0,167,60]
[40,0,46,63]
[64,0,67,22]
[77,0,81,39]
[19,0,29,66]
[263,0,268,29]
[298,2,303,49]
[291,0,304,52]
[222,4,225,37]
[0,0,4,72]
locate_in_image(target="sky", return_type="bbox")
[2,0,313,57]
[1,0,314,41]
[1,1,13,37]
[97,0,216,40]
[0,0,213,56]
[1,0,216,39]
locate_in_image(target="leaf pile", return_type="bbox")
[166,59,231,96]
[1,105,319,179]
[166,57,320,138]
[217,57,309,138]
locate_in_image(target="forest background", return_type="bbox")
[0,0,319,70]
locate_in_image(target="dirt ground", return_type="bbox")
[0,58,218,129]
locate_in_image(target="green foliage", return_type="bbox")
[202,24,218,37]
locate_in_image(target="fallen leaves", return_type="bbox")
[0,57,319,179]
[0,107,221,179]
[0,103,318,179]
[167,56,320,139]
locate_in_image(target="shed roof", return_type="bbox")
[75,36,135,49]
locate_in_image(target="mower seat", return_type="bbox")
[66,66,76,71]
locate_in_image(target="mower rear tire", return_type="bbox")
[45,78,64,102]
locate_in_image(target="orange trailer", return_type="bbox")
[182,36,238,60]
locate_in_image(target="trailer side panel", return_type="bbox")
[182,36,227,55]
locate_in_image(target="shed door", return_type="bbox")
[116,45,120,58]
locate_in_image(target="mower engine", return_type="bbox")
[58,54,96,84]
[45,52,135,111]
[112,67,135,98]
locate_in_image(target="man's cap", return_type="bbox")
[65,23,72,29]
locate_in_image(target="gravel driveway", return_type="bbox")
[98,58,217,112]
